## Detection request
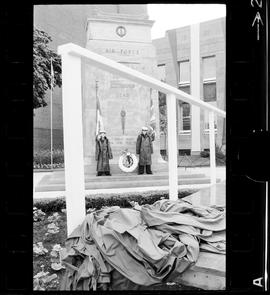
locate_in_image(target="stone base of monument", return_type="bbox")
[35,170,221,192]
[84,155,168,175]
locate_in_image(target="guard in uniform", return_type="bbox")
[95,130,113,176]
[136,126,155,175]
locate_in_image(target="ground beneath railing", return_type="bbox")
[34,183,225,290]
[34,211,203,291]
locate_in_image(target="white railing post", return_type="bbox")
[166,93,178,201]
[191,23,201,154]
[61,52,86,235]
[57,43,226,229]
[209,111,216,186]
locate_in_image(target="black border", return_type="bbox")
[2,0,269,293]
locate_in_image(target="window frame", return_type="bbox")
[157,63,166,82]
[178,84,191,134]
[202,56,218,131]
[178,60,192,134]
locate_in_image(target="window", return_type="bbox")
[179,85,190,95]
[179,60,190,84]
[203,56,216,80]
[203,82,216,102]
[182,102,191,131]
[178,60,191,132]
[179,149,191,156]
[203,56,216,102]
[203,56,217,130]
[157,64,166,82]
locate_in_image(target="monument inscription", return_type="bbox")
[110,81,135,88]
[83,10,164,174]
[104,48,140,55]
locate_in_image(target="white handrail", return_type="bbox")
[58,43,226,118]
[58,42,226,234]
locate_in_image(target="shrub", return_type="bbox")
[34,198,66,214]
[33,190,196,214]
[34,149,65,169]
[200,150,209,158]
[200,144,226,163]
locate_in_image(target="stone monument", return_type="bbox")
[82,5,165,174]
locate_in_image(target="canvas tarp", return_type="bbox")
[60,199,225,290]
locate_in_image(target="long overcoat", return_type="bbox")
[95,137,113,172]
[136,132,155,165]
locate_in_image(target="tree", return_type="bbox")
[158,92,168,155]
[159,91,167,134]
[33,27,62,109]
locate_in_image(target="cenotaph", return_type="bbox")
[82,6,166,174]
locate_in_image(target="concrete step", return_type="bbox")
[35,177,221,192]
[47,173,207,184]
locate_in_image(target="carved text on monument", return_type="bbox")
[110,81,135,88]
[105,48,140,55]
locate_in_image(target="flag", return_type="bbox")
[149,88,156,131]
[95,82,104,136]
[50,58,54,88]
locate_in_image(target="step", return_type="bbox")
[35,177,221,192]
[47,173,207,184]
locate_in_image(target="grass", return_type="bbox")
[33,212,67,291]
[33,190,200,291]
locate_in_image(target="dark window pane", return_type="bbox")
[182,103,191,130]
[179,86,191,131]
[183,118,191,130]
[179,85,190,94]
[179,149,191,156]
[182,103,190,117]
[203,82,216,102]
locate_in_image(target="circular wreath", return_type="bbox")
[118,151,138,172]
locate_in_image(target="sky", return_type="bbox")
[148,4,226,39]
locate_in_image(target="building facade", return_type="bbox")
[34,5,225,157]
[153,17,226,154]
[34,4,148,152]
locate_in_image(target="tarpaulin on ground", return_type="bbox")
[60,199,225,290]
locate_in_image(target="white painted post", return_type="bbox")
[166,93,178,201]
[190,23,201,155]
[209,111,216,186]
[209,111,217,204]
[61,52,86,235]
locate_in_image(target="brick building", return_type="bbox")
[153,17,226,154]
[34,4,148,151]
[34,5,225,155]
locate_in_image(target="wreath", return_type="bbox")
[118,149,138,172]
